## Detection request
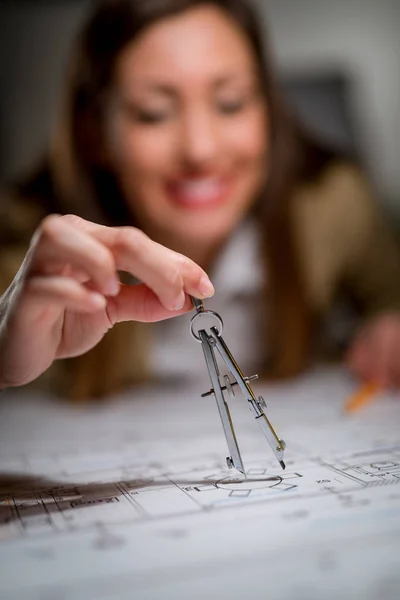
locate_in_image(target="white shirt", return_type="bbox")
[149,220,267,385]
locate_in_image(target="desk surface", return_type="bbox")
[1,365,400,600]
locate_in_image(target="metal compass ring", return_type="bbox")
[190,310,224,342]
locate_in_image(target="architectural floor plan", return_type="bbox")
[0,366,400,599]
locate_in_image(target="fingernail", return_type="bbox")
[104,278,120,296]
[198,276,215,298]
[172,291,186,311]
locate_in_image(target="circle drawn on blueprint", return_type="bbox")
[216,467,282,491]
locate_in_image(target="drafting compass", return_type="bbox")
[190,297,286,474]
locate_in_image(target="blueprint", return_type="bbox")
[0,366,400,599]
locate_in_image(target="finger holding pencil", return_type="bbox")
[343,313,400,412]
[344,381,382,414]
[345,313,400,395]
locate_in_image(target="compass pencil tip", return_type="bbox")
[279,460,286,470]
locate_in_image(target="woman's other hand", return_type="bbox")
[0,214,214,388]
[346,313,400,388]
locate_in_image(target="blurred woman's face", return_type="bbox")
[103,5,268,263]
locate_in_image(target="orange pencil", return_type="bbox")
[344,381,382,414]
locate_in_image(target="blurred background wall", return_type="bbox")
[0,0,399,210]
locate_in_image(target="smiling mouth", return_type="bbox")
[166,176,231,208]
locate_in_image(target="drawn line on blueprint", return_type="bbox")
[2,446,400,541]
[114,482,150,519]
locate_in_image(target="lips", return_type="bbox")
[165,176,230,208]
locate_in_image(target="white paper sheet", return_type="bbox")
[0,365,400,599]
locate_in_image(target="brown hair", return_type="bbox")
[7,0,342,396]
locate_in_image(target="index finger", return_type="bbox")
[74,217,215,310]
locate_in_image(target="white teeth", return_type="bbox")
[174,179,223,203]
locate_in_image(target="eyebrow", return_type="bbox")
[128,70,255,96]
[213,72,255,87]
[131,82,177,97]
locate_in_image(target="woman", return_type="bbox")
[1,0,400,398]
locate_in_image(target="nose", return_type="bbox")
[179,108,220,169]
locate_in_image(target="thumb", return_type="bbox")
[107,283,193,324]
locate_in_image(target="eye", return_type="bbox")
[218,99,247,115]
[216,83,261,115]
[217,98,249,115]
[131,109,170,124]
[121,100,172,124]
